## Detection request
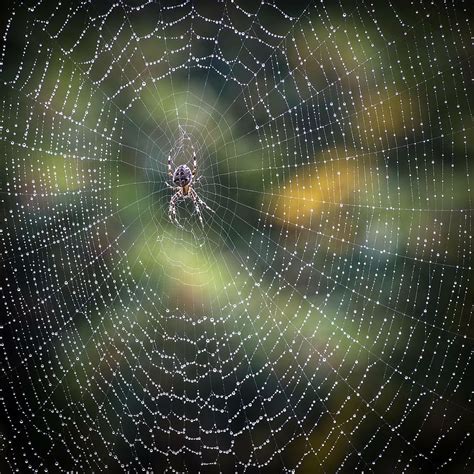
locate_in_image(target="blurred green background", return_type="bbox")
[0,0,472,471]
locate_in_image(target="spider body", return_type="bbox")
[167,148,213,227]
[173,164,192,195]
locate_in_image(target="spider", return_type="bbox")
[167,149,213,227]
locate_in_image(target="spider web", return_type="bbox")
[1,0,473,471]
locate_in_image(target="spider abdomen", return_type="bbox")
[173,164,192,187]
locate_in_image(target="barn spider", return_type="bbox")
[167,149,213,227]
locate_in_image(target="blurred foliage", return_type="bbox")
[1,0,472,471]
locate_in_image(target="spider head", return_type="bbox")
[173,164,192,187]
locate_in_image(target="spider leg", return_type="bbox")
[168,154,173,177]
[192,150,197,176]
[189,189,205,227]
[169,190,183,227]
[191,188,214,213]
